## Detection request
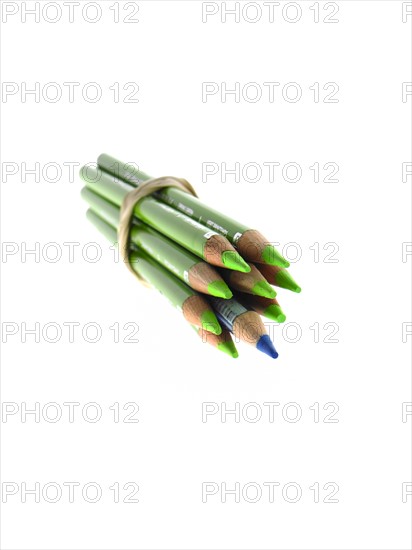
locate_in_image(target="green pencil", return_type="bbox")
[97,154,289,268]
[81,166,250,273]
[86,209,222,335]
[81,187,233,299]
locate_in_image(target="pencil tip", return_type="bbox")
[256,334,278,359]
[262,245,289,268]
[222,251,251,272]
[201,310,222,335]
[218,341,239,358]
[252,281,277,299]
[274,268,301,293]
[207,280,233,299]
[264,305,286,323]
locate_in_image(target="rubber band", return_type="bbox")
[118,176,198,283]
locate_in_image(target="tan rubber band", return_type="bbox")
[118,176,198,283]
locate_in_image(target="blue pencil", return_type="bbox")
[208,297,278,359]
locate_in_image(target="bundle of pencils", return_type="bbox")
[80,154,301,360]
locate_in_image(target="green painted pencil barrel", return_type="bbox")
[129,250,194,310]
[86,208,118,243]
[82,187,120,229]
[130,225,197,281]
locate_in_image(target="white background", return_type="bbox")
[1,1,411,549]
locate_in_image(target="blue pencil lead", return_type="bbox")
[256,334,278,359]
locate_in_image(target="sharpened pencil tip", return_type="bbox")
[207,280,233,299]
[201,310,222,335]
[274,268,301,293]
[217,340,239,358]
[256,334,278,359]
[252,281,277,299]
[221,251,251,273]
[264,305,286,323]
[262,245,289,268]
